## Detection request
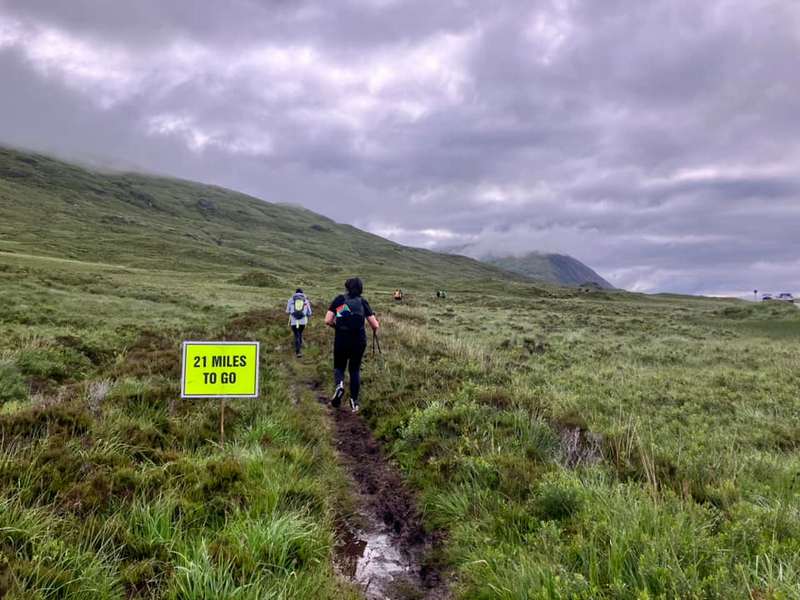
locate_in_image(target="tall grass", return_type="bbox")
[348,296,800,598]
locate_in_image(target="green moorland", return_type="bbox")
[1,147,799,599]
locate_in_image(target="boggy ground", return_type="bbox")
[353,297,800,599]
[280,317,448,600]
[328,404,447,600]
[0,300,361,599]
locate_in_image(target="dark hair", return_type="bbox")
[344,277,363,297]
[295,288,303,293]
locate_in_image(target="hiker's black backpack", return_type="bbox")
[291,294,306,320]
[334,295,366,333]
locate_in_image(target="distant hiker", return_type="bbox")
[286,288,312,357]
[325,277,380,412]
[393,289,403,302]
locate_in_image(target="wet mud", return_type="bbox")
[323,396,448,599]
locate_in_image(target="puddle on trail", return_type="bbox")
[324,399,443,599]
[339,514,418,600]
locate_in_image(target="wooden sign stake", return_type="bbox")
[220,398,226,446]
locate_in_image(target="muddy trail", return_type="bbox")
[229,309,448,598]
[314,388,448,600]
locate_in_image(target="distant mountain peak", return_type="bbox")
[444,246,614,289]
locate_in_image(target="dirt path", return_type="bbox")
[231,308,448,599]
[314,389,448,600]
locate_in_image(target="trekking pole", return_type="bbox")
[372,331,383,358]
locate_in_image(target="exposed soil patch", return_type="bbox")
[324,395,448,599]
[558,425,603,468]
[553,410,603,468]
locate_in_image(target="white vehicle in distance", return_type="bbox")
[776,292,795,303]
[761,293,773,301]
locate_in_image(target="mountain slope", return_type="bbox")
[0,147,524,288]
[484,252,614,289]
[443,240,614,288]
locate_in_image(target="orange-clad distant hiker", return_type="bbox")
[325,278,380,412]
[393,288,403,301]
[286,288,312,357]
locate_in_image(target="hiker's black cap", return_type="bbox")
[296,288,303,293]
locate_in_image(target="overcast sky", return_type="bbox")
[0,0,797,295]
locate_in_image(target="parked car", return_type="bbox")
[776,292,795,303]
[761,293,773,301]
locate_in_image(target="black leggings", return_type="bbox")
[333,341,366,401]
[291,324,305,354]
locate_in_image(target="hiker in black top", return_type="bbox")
[324,277,379,412]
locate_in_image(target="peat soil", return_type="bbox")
[320,392,448,600]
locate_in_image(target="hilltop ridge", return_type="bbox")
[443,241,613,289]
[0,147,527,289]
[484,252,614,289]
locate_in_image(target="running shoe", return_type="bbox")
[331,382,344,408]
[349,397,360,413]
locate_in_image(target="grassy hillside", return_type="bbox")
[483,252,614,289]
[0,147,520,288]
[1,147,799,599]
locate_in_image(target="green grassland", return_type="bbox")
[0,250,364,599]
[1,148,799,598]
[360,292,800,598]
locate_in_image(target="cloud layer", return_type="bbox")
[0,0,798,295]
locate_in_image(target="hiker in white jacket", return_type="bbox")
[286,288,312,357]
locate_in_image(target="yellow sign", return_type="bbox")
[181,341,260,399]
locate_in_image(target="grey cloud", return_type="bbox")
[0,0,798,296]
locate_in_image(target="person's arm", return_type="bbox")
[367,315,380,332]
[325,296,342,328]
[306,299,312,317]
[286,299,292,314]
[363,298,379,332]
